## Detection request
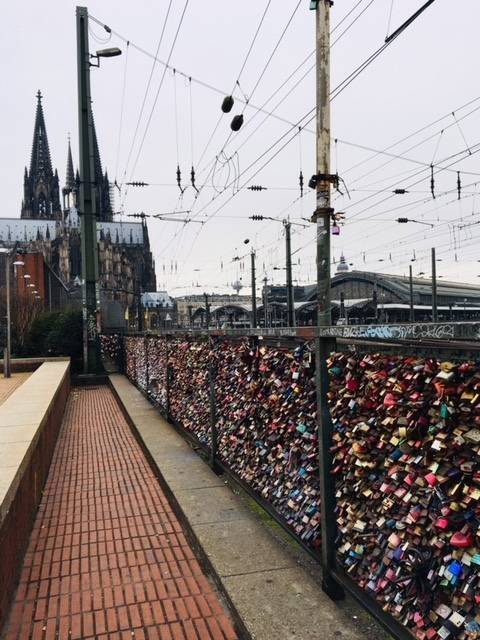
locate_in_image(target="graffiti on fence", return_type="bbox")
[318,322,459,341]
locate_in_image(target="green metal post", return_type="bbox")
[77,6,101,374]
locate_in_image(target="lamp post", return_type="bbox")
[76,6,121,374]
[0,249,25,378]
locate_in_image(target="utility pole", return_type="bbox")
[204,292,210,328]
[313,0,343,600]
[285,221,295,327]
[187,304,193,328]
[409,265,414,322]
[263,276,269,328]
[431,247,438,322]
[77,6,100,374]
[251,250,257,328]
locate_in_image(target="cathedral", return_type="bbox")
[0,91,156,328]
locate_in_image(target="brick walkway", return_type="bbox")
[2,386,239,640]
[0,373,30,406]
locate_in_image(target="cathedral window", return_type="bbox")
[38,193,47,216]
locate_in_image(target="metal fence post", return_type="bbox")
[317,335,344,599]
[145,334,150,393]
[119,334,126,374]
[165,334,171,420]
[208,340,218,472]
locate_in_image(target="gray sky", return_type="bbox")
[2,0,480,295]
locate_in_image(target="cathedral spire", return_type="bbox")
[62,136,77,210]
[91,112,103,182]
[29,90,53,178]
[21,91,61,220]
[90,109,113,221]
[65,136,75,190]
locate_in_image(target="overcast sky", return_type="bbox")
[2,0,480,296]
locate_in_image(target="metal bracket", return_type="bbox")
[308,172,339,190]
[311,207,334,223]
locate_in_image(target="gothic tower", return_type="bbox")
[62,137,77,210]
[91,114,113,222]
[21,91,61,220]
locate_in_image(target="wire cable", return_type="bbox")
[118,0,173,188]
[114,40,130,183]
[194,0,272,171]
[331,0,377,48]
[125,0,190,207]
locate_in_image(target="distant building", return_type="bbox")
[175,293,259,328]
[262,267,480,326]
[141,291,176,330]
[0,91,157,329]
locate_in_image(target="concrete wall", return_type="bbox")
[0,360,70,632]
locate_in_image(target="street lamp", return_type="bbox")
[0,248,24,378]
[77,6,122,374]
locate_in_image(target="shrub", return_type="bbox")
[25,309,83,370]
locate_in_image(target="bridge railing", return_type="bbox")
[101,324,480,640]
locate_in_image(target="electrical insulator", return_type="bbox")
[393,188,407,195]
[221,96,234,113]
[231,114,244,132]
[247,185,267,191]
[127,181,148,187]
[397,218,409,223]
[250,215,264,221]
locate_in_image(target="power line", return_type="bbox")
[331,0,377,47]
[124,0,190,208]
[114,40,130,183]
[189,0,438,227]
[338,101,480,192]
[193,0,304,209]
[88,12,315,133]
[346,141,480,221]
[342,95,480,178]
[116,0,173,188]
[195,0,272,171]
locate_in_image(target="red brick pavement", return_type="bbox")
[0,373,30,406]
[2,386,239,640]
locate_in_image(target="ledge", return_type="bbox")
[0,359,70,631]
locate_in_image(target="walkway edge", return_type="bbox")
[109,374,380,640]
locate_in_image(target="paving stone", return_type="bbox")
[1,386,241,640]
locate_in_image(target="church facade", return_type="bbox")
[0,91,156,328]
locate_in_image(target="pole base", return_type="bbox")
[73,373,110,386]
[322,573,345,601]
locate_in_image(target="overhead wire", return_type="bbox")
[197,0,304,203]
[123,0,190,210]
[186,0,438,231]
[117,0,173,191]
[114,40,130,184]
[195,0,272,171]
[331,0,377,47]
[88,12,316,132]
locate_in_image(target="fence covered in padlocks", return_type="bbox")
[101,332,480,640]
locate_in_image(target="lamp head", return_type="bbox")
[96,47,122,58]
